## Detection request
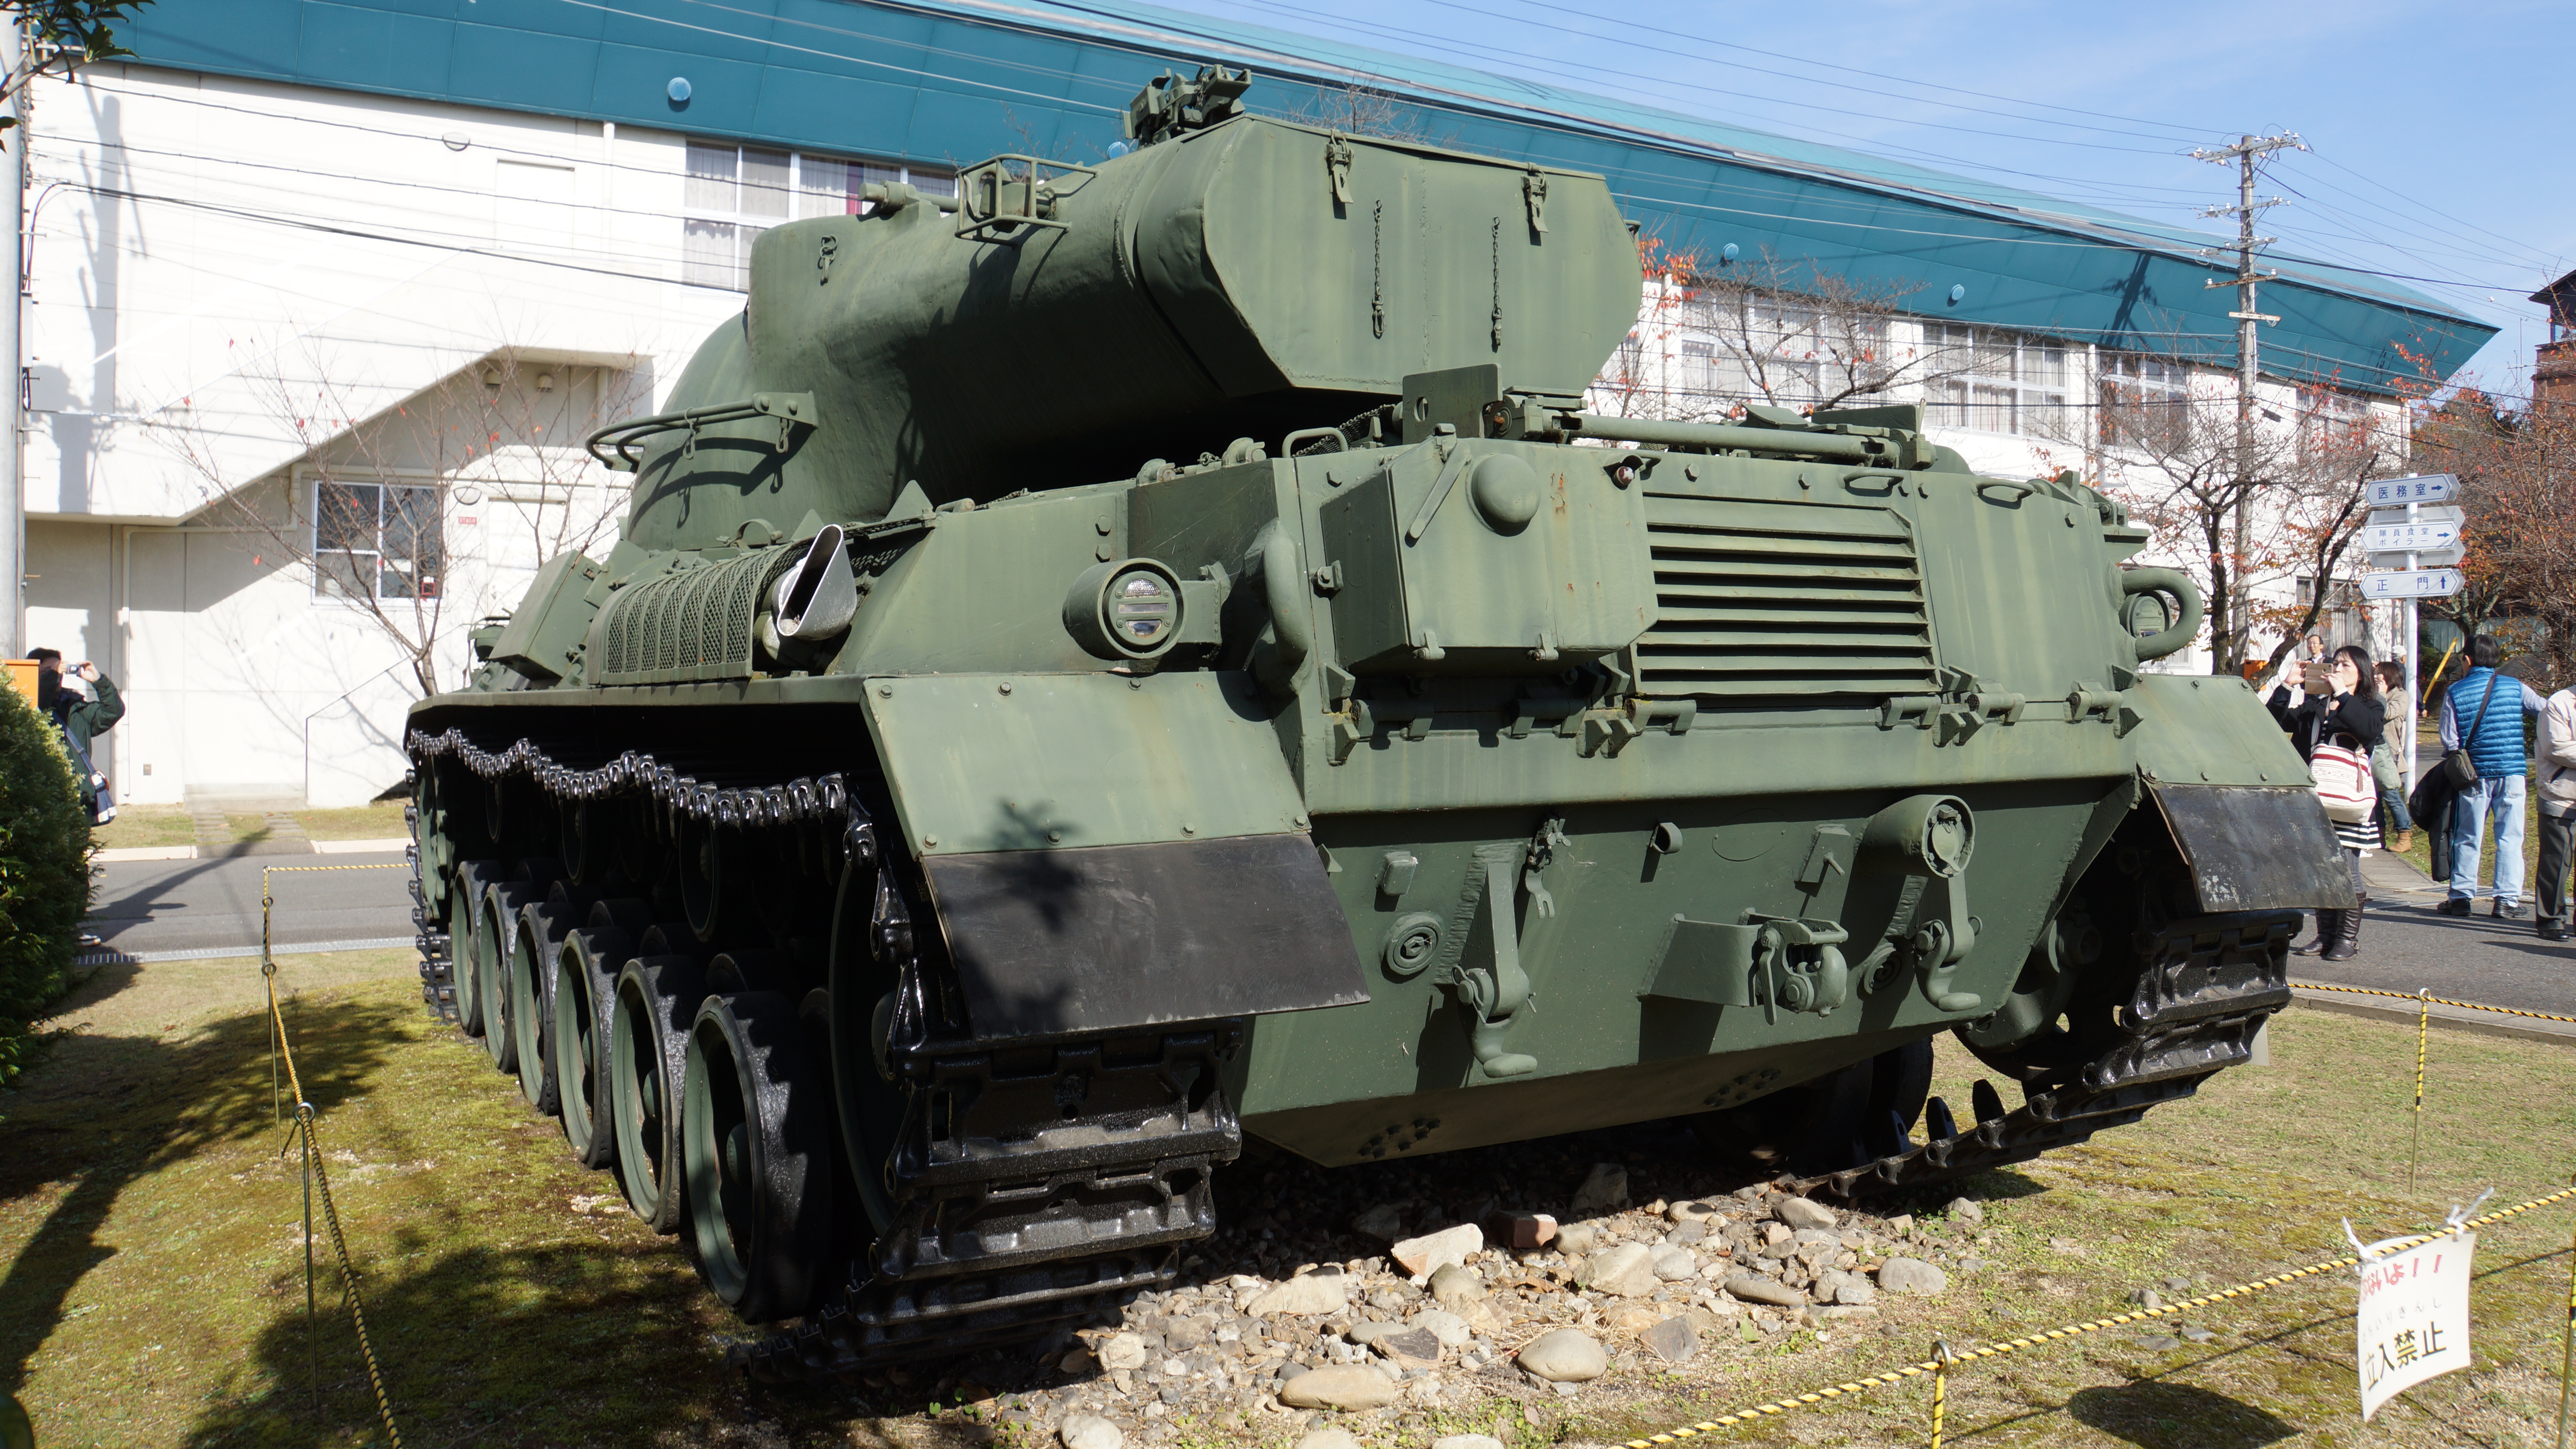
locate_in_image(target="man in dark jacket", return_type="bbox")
[30,647,124,820]
[2438,635,2546,918]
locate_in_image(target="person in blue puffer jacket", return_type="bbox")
[2437,635,2548,918]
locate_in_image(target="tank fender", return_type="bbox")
[2125,673,2351,910]
[863,668,1367,1037]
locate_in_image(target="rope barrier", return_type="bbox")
[261,864,407,1125]
[2295,979,2576,1028]
[260,864,407,1446]
[1608,1183,2576,1449]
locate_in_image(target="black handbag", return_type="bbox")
[2440,670,2503,791]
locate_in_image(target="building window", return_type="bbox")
[316,480,442,601]
[2297,384,2374,461]
[683,140,956,291]
[1926,325,2068,435]
[2099,352,2195,451]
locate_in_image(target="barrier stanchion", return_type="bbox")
[2412,987,2432,1191]
[259,863,406,1125]
[2558,1182,2576,1449]
[1929,1341,1953,1449]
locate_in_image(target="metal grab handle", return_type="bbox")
[584,392,818,473]
[1250,520,1311,697]
[2121,566,2204,662]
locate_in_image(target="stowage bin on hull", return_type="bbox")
[405,66,2354,1379]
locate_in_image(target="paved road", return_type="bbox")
[83,850,413,958]
[2292,849,2576,1020]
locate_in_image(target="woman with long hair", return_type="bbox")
[2269,643,2385,961]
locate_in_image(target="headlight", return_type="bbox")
[1064,558,1186,661]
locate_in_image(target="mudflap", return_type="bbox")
[922,833,1369,1040]
[2146,782,2354,912]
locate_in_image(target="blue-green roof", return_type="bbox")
[114,0,2496,394]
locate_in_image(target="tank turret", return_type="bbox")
[596,67,1643,550]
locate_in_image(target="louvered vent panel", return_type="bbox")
[1636,495,1935,701]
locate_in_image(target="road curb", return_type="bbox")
[2289,985,2576,1046]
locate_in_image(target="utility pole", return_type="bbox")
[0,12,20,661]
[2194,131,2302,676]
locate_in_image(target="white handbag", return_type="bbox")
[2312,736,2376,825]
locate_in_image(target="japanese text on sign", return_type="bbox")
[2355,1232,2473,1420]
[2364,474,2458,507]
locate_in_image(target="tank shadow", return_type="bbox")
[2065,1380,2298,1448]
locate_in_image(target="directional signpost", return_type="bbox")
[2359,475,2466,784]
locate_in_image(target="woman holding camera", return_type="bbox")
[2268,645,2385,961]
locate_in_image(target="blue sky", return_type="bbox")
[1151,0,2569,402]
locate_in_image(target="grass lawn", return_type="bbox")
[4,955,2574,1447]
[292,804,411,842]
[87,805,198,852]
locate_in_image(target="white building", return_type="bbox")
[12,0,2487,810]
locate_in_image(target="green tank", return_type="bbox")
[404,67,2350,1375]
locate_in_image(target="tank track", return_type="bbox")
[404,727,1240,1380]
[1786,907,2296,1203]
[403,797,461,1025]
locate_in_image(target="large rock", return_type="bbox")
[1946,1197,1985,1228]
[1434,1437,1506,1449]
[1579,1243,1661,1297]
[1061,1415,1124,1449]
[1351,1203,1405,1240]
[1650,1246,1698,1282]
[1392,1223,1483,1279]
[1877,1258,1949,1296]
[1774,1197,1837,1231]
[1374,1328,1442,1369]
[1569,1163,1630,1216]
[1817,1270,1877,1307]
[1097,1332,1149,1371]
[1248,1271,1349,1317]
[1428,1263,1486,1310]
[1552,1222,1600,1258]
[1640,1315,1698,1364]
[1724,1275,1809,1308]
[1504,1212,1559,1249]
[1296,1432,1363,1449]
[1517,1328,1609,1382]
[1666,1199,1721,1224]
[1278,1365,1402,1410]
[1411,1308,1473,1348]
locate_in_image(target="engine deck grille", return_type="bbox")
[1635,495,1935,702]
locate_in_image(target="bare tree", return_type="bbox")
[2417,388,2576,688]
[1291,83,1435,145]
[2047,343,2400,677]
[1595,247,1996,424]
[0,1,151,130]
[162,349,645,698]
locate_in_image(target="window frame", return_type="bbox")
[1926,323,2070,437]
[681,139,957,291]
[307,469,446,604]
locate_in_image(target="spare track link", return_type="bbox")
[1788,906,2297,1203]
[404,728,1241,1380]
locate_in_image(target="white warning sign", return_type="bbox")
[2356,1232,2474,1420]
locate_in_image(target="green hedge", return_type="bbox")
[0,681,89,1083]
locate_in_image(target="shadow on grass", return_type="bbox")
[2066,1381,2297,1448]
[0,995,407,1401]
[182,1238,750,1448]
